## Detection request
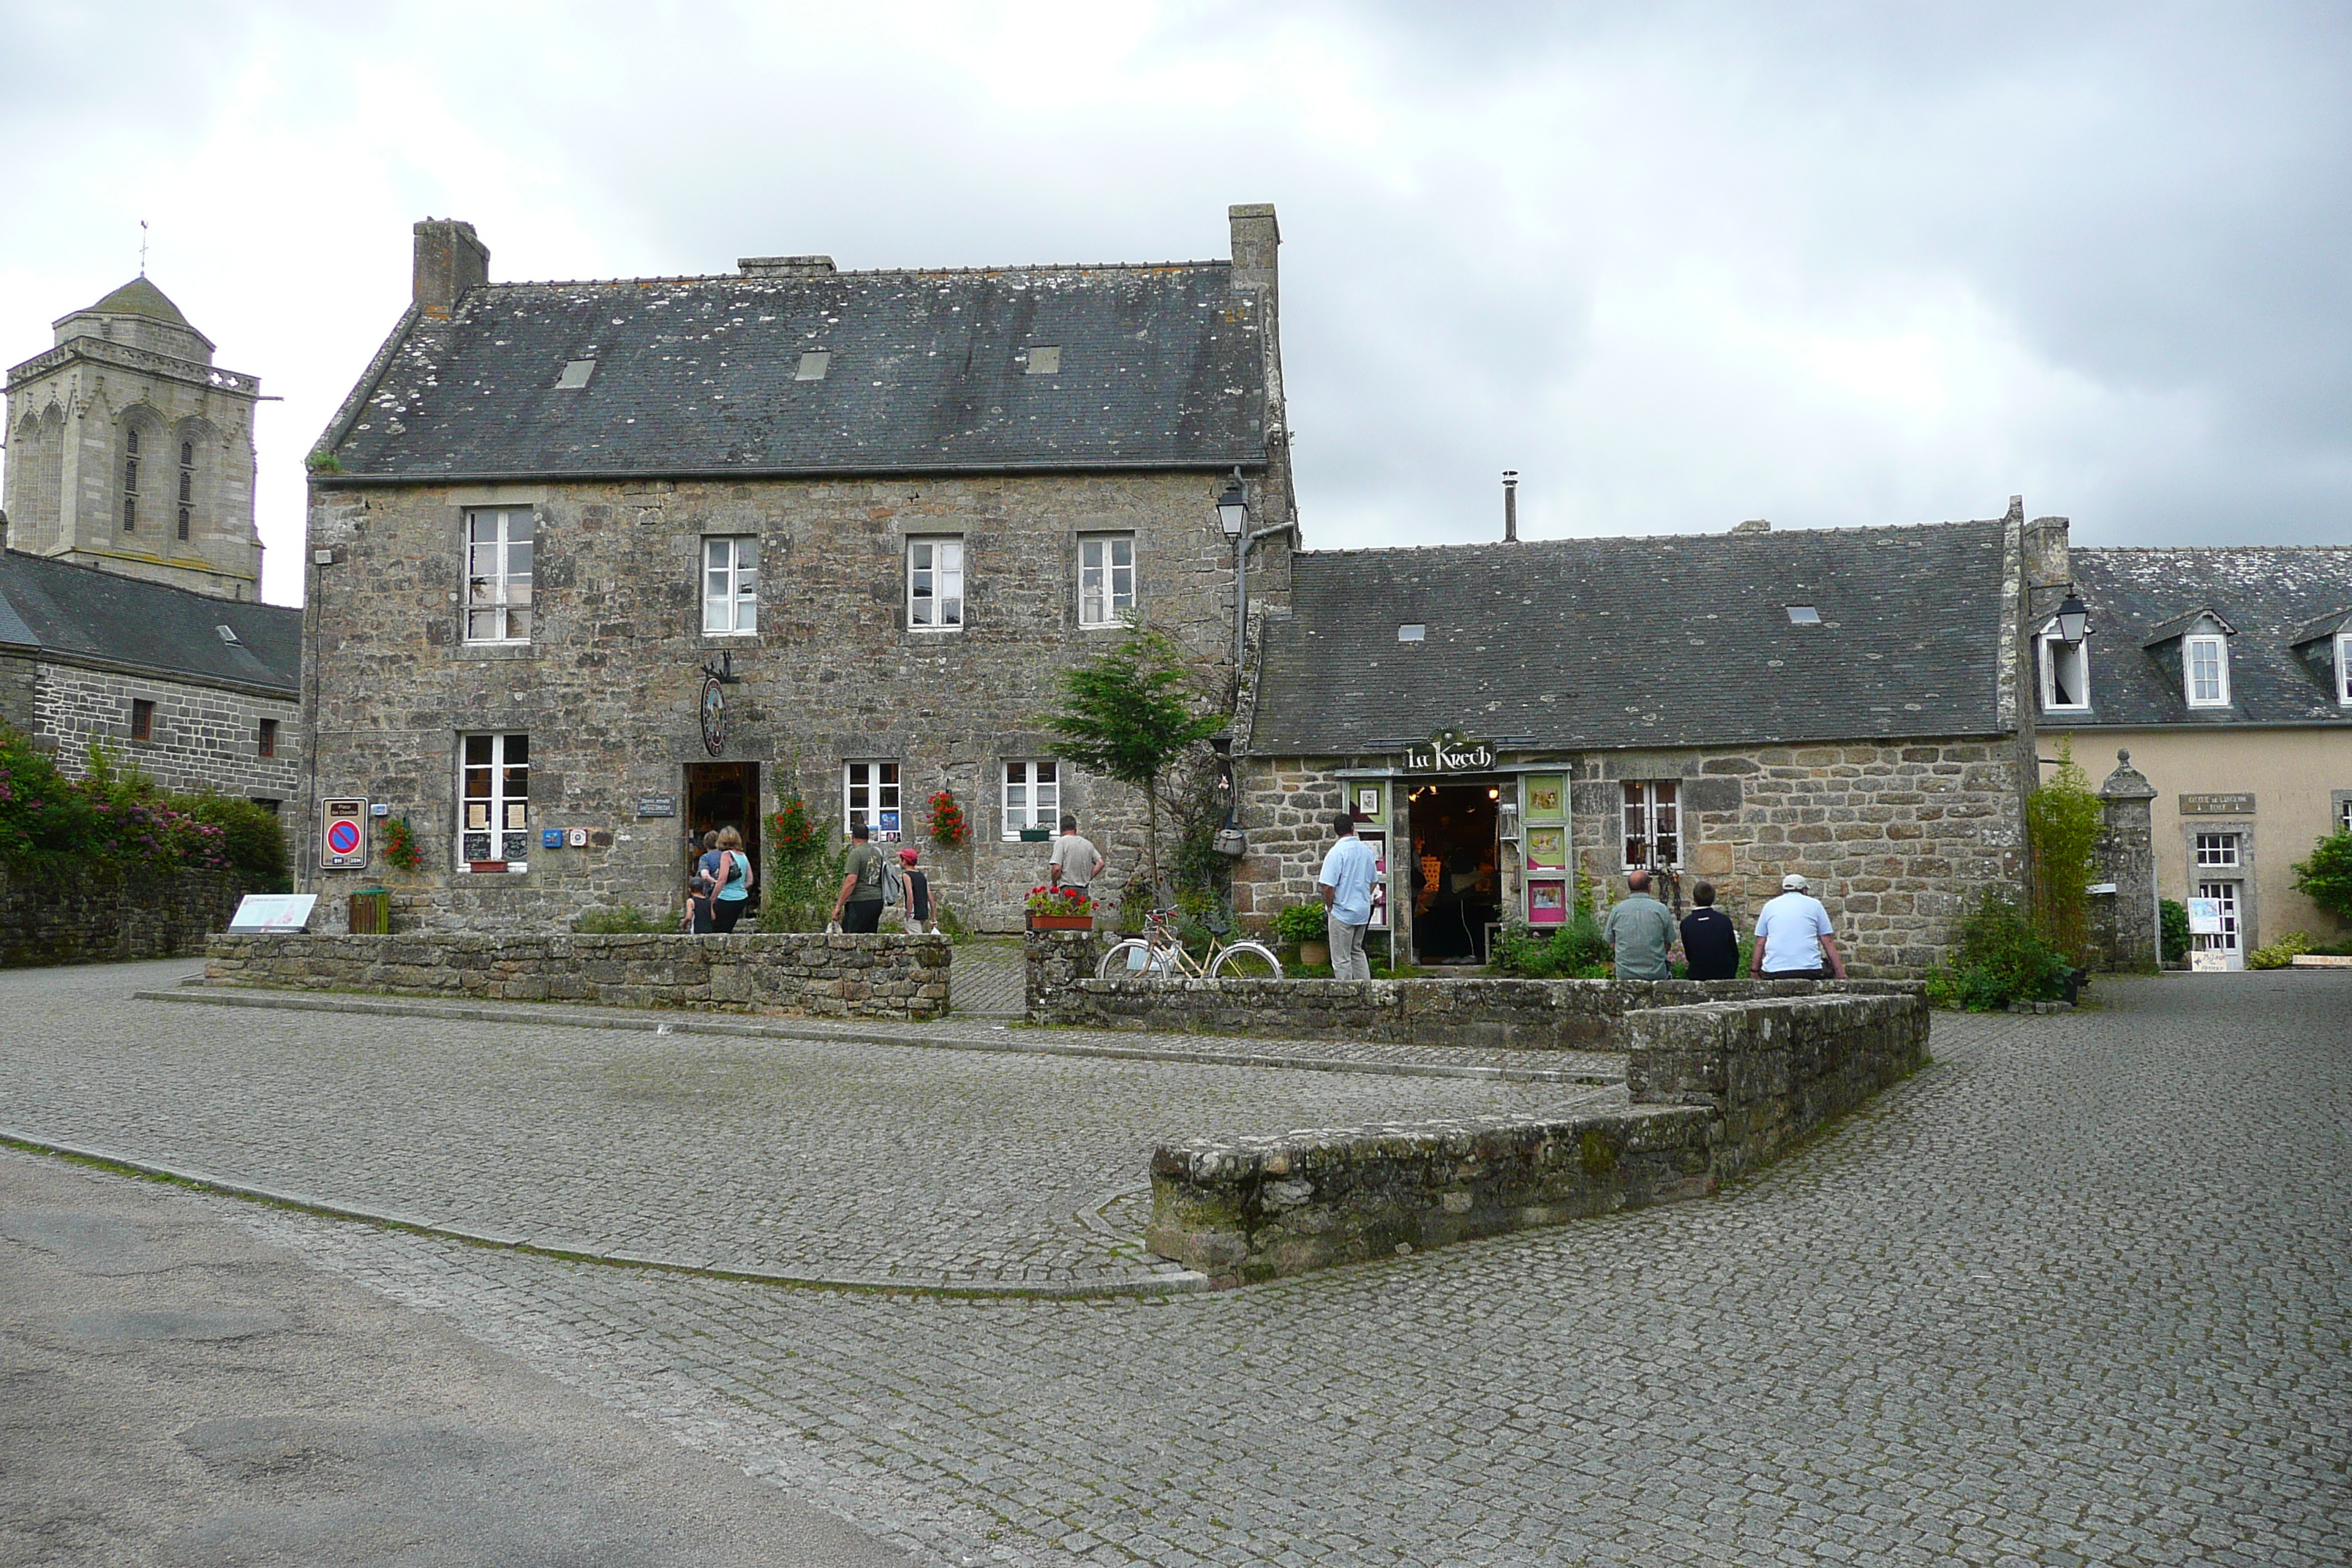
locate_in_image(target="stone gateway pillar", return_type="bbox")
[2095,750,2160,972]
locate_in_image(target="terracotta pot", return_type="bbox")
[1300,941,1330,967]
[1028,914,1094,931]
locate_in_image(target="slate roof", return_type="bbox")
[2062,547,2352,726]
[0,551,299,696]
[320,263,1270,480]
[1250,520,2012,756]
[77,276,192,326]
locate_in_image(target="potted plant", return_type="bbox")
[1274,901,1330,967]
[1027,884,1094,931]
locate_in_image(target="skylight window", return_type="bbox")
[796,351,830,381]
[1398,624,1427,642]
[214,624,240,644]
[1025,346,1061,374]
[1786,605,1821,625]
[555,359,596,389]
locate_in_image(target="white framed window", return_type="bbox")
[1001,761,1060,840]
[2038,625,2091,711]
[2336,632,2352,705]
[1621,780,1680,870]
[843,760,901,840]
[701,535,758,634]
[2185,633,2229,706]
[1078,535,1136,628]
[2339,796,2351,834]
[908,538,963,630]
[2194,832,2241,868]
[459,732,529,869]
[464,508,534,643]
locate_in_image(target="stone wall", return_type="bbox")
[0,864,242,967]
[1231,737,2025,976]
[304,470,1288,934]
[1028,929,1918,1048]
[35,660,300,804]
[1147,991,1926,1286]
[203,930,951,1020]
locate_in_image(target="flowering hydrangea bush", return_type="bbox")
[0,726,284,887]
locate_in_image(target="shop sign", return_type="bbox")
[636,796,677,818]
[1403,729,1496,774]
[2179,793,2254,815]
[699,675,726,756]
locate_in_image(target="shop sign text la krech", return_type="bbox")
[1403,730,1496,773]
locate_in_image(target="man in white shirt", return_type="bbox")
[1317,811,1379,981]
[1048,814,1104,897]
[1751,872,1848,980]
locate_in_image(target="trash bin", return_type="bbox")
[348,887,391,934]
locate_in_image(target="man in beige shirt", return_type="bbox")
[1048,814,1104,897]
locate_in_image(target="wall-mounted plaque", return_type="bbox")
[2179,793,2255,815]
[636,796,677,818]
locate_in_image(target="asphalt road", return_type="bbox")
[0,1150,913,1567]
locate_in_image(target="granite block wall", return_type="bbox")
[1147,991,1926,1286]
[204,931,952,1020]
[0,865,242,967]
[35,660,299,804]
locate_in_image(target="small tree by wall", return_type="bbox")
[1041,630,1227,896]
[2291,828,2352,927]
[2027,738,2101,966]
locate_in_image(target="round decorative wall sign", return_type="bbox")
[699,675,725,756]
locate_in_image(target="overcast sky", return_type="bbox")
[4,1,2346,605]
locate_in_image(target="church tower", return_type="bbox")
[3,276,265,600]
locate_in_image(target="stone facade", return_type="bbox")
[1147,990,1927,1285]
[0,864,242,967]
[29,657,298,802]
[1230,738,2026,977]
[304,470,1282,931]
[204,930,951,1020]
[3,277,265,600]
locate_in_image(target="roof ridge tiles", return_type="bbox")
[480,260,1232,291]
[1294,518,2001,561]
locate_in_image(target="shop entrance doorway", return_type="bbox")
[683,761,761,900]
[1405,780,1501,964]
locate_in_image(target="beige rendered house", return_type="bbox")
[2039,543,2352,967]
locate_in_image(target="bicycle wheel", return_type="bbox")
[1097,938,1164,980]
[1208,941,1283,980]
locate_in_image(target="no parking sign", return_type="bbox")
[322,799,369,870]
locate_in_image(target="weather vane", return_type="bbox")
[139,219,148,276]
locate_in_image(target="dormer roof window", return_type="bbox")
[2038,618,2090,711]
[2339,630,2352,706]
[2184,632,2231,707]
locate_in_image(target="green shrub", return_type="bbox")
[573,903,673,934]
[2246,930,2313,970]
[2026,739,2101,965]
[0,729,281,888]
[1923,889,2074,1010]
[2160,898,2191,962]
[2290,828,2352,925]
[754,844,845,932]
[1493,908,1613,979]
[184,791,291,892]
[1272,902,1329,946]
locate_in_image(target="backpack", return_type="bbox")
[881,855,905,908]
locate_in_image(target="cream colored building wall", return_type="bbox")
[2045,727,2352,947]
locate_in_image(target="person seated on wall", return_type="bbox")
[1679,881,1740,981]
[1752,872,1847,981]
[1602,869,1679,981]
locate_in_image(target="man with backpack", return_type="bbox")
[832,822,889,933]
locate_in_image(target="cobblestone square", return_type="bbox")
[2,962,2345,1566]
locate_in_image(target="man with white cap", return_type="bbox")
[1751,872,1847,980]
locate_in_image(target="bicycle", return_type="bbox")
[1096,907,1284,981]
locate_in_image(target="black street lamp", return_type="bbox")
[1217,480,1248,538]
[2054,591,2090,646]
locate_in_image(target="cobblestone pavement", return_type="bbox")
[950,940,1025,1017]
[0,961,1605,1292]
[32,969,2340,1568]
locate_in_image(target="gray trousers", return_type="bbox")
[1327,913,1372,981]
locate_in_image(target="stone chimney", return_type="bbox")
[1503,472,1520,542]
[412,219,489,318]
[739,256,837,276]
[2024,513,2072,589]
[1732,519,1771,533]
[1229,203,1279,299]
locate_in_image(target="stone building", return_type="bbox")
[0,546,301,807]
[4,276,267,600]
[2038,538,2352,966]
[301,210,1294,930]
[1233,508,2048,977]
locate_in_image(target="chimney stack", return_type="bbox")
[1228,203,1280,301]
[412,219,489,318]
[1502,472,1520,542]
[739,255,837,276]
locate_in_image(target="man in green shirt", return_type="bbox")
[832,822,887,933]
[1600,870,1681,981]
